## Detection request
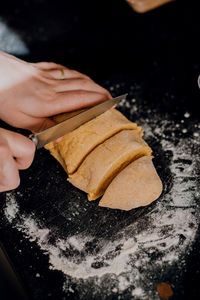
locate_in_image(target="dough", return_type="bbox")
[45,109,85,173]
[45,108,163,211]
[99,156,163,210]
[45,109,141,174]
[68,130,152,200]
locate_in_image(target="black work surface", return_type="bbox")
[0,0,200,299]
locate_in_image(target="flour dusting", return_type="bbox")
[4,192,19,222]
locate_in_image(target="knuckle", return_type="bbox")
[25,142,35,162]
[0,185,9,193]
[20,160,31,170]
[105,90,112,98]
[82,74,91,80]
[71,70,90,79]
[2,175,20,191]
[50,62,63,68]
[71,70,80,77]
[80,78,90,87]
[40,87,56,102]
[10,176,20,190]
[27,139,36,154]
[23,142,35,166]
[36,68,44,76]
[45,62,58,68]
[0,144,9,158]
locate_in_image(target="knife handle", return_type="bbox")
[29,134,38,147]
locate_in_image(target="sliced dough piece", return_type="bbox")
[68,130,152,200]
[45,110,84,172]
[99,156,163,210]
[46,109,141,174]
[45,141,68,172]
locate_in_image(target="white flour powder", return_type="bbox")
[4,192,19,222]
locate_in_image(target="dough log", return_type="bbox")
[45,107,163,211]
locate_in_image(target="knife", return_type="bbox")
[29,94,128,149]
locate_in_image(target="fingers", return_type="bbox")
[25,117,56,132]
[5,131,36,170]
[0,128,35,170]
[19,74,111,120]
[0,56,112,133]
[34,61,90,80]
[0,148,20,192]
[0,128,36,192]
[3,110,57,132]
[45,68,90,80]
[46,91,111,115]
[19,115,56,132]
[54,78,110,95]
[26,61,112,109]
[32,62,66,70]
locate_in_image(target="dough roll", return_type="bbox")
[68,130,152,200]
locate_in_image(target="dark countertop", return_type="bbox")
[0,1,200,299]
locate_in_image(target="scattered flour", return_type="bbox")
[4,192,19,222]
[132,287,145,297]
[184,112,190,118]
[3,98,200,299]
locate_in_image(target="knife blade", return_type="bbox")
[30,94,128,149]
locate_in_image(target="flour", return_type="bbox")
[4,192,19,222]
[132,287,145,297]
[184,112,190,118]
[3,96,200,299]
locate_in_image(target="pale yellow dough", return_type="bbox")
[45,109,141,174]
[99,156,163,210]
[68,130,152,200]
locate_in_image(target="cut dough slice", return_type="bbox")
[45,141,68,172]
[45,109,141,174]
[68,130,152,200]
[99,156,163,210]
[45,109,85,173]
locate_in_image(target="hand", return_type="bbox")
[0,51,111,132]
[0,128,35,192]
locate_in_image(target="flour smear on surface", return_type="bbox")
[4,97,200,299]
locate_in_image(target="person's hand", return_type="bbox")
[0,128,35,192]
[0,51,111,132]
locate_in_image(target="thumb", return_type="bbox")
[1,128,36,170]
